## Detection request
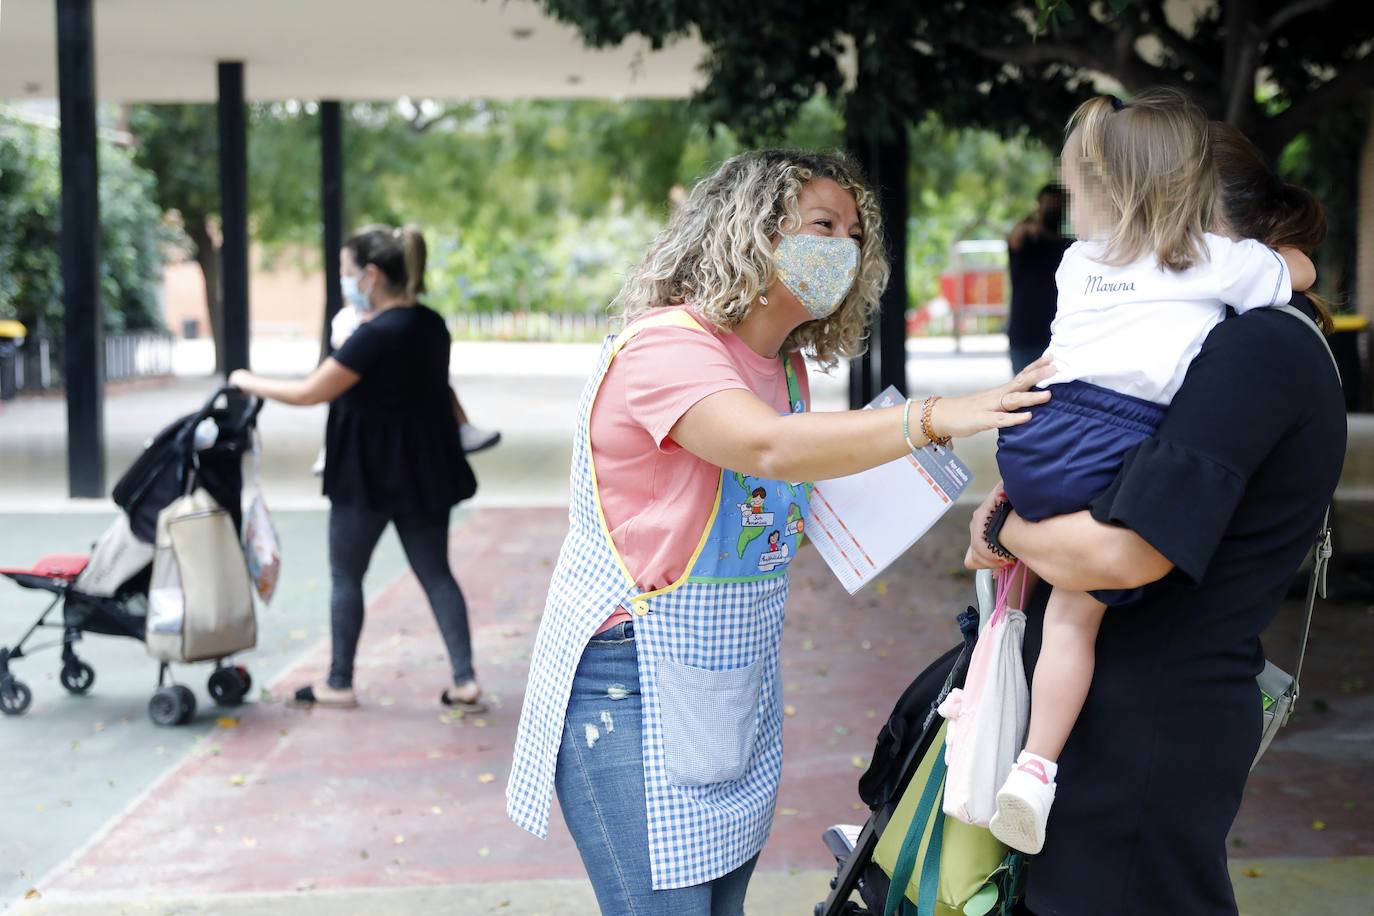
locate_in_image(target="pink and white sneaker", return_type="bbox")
[989,754,1057,854]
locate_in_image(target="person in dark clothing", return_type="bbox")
[1006,184,1072,374]
[229,224,484,712]
[966,125,1344,915]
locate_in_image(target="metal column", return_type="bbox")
[217,61,250,373]
[56,0,105,497]
[320,100,344,356]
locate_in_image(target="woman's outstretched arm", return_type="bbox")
[670,358,1055,483]
[228,358,359,406]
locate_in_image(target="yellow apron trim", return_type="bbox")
[586,308,721,604]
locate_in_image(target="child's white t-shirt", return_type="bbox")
[330,305,369,350]
[1044,233,1291,404]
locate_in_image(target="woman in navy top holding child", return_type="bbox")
[967,97,1344,915]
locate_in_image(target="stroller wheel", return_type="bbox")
[208,667,250,707]
[149,685,197,726]
[172,685,197,724]
[60,661,96,696]
[235,665,253,694]
[0,678,33,716]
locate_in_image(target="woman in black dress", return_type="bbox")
[965,124,1346,915]
[229,224,483,711]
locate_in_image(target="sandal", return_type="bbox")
[288,682,358,709]
[441,681,488,713]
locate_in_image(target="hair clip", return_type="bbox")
[1108,95,1127,112]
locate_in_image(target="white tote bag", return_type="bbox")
[938,565,1030,826]
[147,487,257,663]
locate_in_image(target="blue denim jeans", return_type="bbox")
[554,621,759,915]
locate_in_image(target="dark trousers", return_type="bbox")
[327,502,475,689]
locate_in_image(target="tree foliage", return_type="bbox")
[0,112,166,355]
[542,0,1374,156]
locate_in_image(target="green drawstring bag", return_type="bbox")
[873,722,1024,916]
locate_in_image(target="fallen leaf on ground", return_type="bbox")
[288,629,308,640]
[801,639,815,652]
[24,889,39,900]
[229,774,246,787]
[780,808,800,816]
[478,847,491,857]
[1244,868,1264,878]
[242,837,257,848]
[431,806,443,814]
[1312,820,1326,831]
[394,835,406,845]
[851,755,867,769]
[478,773,496,784]
[217,717,239,729]
[784,705,797,717]
[875,580,889,596]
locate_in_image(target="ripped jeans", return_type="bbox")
[554,621,758,916]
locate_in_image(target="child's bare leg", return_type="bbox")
[990,586,1105,854]
[1026,588,1106,761]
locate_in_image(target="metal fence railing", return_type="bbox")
[447,310,613,343]
[2,332,174,397]
[104,332,174,382]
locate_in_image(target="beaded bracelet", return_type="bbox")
[921,395,952,448]
[901,398,921,452]
[983,499,1017,561]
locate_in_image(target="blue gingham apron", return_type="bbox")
[507,308,810,889]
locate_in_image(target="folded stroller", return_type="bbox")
[0,386,262,726]
[815,572,1025,915]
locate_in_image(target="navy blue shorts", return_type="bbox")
[996,380,1166,605]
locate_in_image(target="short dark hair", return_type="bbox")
[1037,183,1066,201]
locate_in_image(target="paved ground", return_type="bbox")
[2,340,1373,913]
[4,507,1372,913]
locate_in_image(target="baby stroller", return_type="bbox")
[815,572,1025,915]
[0,386,262,726]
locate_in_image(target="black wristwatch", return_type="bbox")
[984,500,1016,561]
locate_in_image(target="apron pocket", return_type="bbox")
[657,656,762,787]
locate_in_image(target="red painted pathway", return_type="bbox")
[37,509,1374,898]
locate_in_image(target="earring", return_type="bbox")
[759,295,769,306]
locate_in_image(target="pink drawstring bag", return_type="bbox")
[938,564,1030,826]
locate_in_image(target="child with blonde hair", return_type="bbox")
[985,89,1315,855]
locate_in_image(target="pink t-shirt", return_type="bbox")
[589,307,810,611]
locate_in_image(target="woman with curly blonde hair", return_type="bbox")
[507,149,1052,914]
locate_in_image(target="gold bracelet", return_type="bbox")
[921,395,951,447]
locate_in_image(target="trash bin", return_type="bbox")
[1329,314,1368,411]
[0,319,26,402]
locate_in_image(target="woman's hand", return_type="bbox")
[965,482,1015,571]
[930,355,1055,440]
[227,369,253,392]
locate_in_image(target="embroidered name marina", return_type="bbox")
[1084,275,1136,295]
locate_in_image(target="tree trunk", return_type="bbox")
[1358,94,1374,322]
[186,218,225,374]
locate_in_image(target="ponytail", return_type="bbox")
[400,224,427,300]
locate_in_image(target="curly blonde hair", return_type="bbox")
[613,149,889,368]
